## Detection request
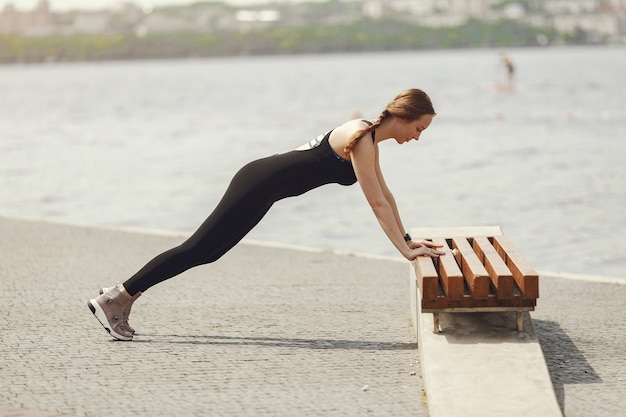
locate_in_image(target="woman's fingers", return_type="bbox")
[425,247,445,257]
[422,240,443,248]
[410,239,443,249]
[410,247,445,258]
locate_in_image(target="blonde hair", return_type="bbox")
[344,88,435,154]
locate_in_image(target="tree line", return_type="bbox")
[0,18,585,64]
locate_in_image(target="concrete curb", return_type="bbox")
[412,281,562,416]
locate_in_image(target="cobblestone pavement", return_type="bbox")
[1,218,425,417]
[532,277,626,417]
[1,217,624,417]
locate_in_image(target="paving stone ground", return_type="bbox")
[1,217,624,417]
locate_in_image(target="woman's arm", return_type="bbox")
[373,149,409,239]
[351,134,441,260]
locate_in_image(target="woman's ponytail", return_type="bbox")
[344,110,389,154]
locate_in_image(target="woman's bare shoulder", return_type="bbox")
[343,118,371,128]
[328,119,374,160]
[333,119,371,137]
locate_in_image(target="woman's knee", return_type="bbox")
[173,242,218,267]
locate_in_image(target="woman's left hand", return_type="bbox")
[408,239,443,250]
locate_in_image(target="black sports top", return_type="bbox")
[274,130,358,198]
[281,121,376,194]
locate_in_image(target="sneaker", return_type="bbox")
[99,285,141,334]
[88,284,138,341]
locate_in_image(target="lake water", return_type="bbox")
[1,46,625,280]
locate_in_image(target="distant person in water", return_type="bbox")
[88,88,445,341]
[501,54,515,87]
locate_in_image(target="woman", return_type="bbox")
[88,88,445,341]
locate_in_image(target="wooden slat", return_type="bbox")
[492,235,539,299]
[472,236,515,300]
[422,296,536,310]
[413,256,439,303]
[432,237,464,299]
[451,237,490,299]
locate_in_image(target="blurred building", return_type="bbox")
[0,0,55,36]
[0,0,624,44]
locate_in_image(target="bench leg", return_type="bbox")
[516,311,523,332]
[433,313,440,333]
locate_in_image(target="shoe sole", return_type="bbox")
[87,299,133,341]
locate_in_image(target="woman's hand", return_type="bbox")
[404,240,445,261]
[408,239,442,250]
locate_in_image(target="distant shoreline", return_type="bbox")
[1,43,622,67]
[0,16,613,65]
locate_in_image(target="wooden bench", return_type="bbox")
[411,226,538,332]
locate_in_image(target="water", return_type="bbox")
[1,46,625,279]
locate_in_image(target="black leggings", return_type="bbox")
[122,147,351,296]
[123,158,277,295]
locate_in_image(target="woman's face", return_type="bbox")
[394,114,434,144]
